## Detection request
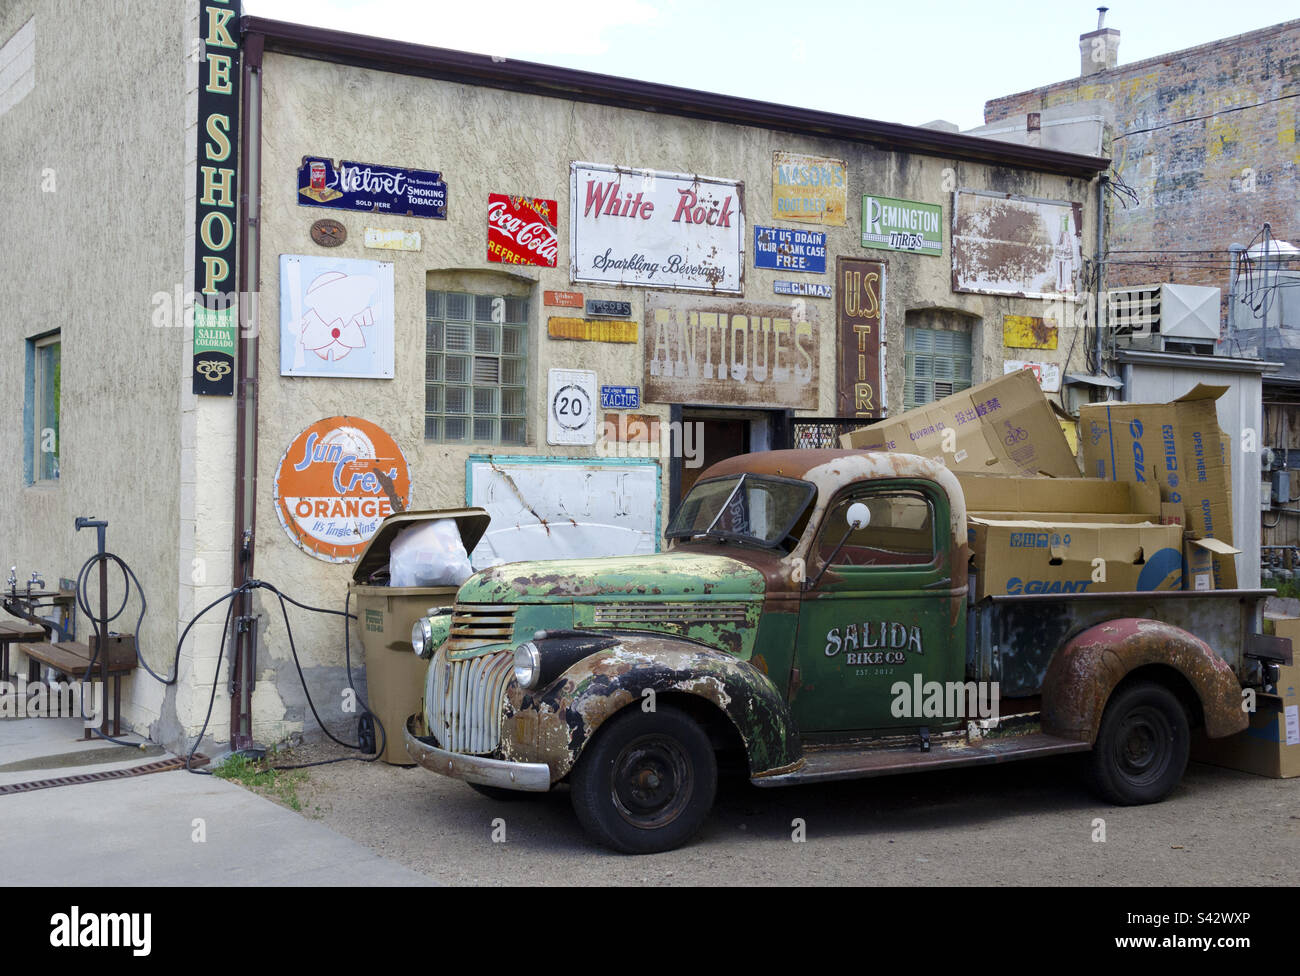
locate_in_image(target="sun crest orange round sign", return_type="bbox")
[273,416,411,562]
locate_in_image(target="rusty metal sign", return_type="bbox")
[570,162,744,294]
[1003,314,1058,349]
[952,189,1083,299]
[772,151,847,226]
[835,258,885,419]
[548,317,638,343]
[544,290,583,307]
[643,292,817,410]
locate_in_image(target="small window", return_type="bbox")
[27,332,60,482]
[904,327,971,409]
[425,290,527,445]
[817,490,935,569]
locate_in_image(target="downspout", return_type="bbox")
[1094,172,1107,377]
[231,28,264,751]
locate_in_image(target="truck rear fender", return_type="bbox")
[1041,617,1247,743]
[502,637,800,782]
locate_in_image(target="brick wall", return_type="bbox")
[986,20,1299,305]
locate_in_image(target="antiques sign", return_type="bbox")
[836,258,885,419]
[192,0,241,396]
[298,156,447,220]
[644,293,817,410]
[570,162,744,294]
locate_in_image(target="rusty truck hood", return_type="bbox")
[459,550,766,604]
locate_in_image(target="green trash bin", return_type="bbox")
[349,507,490,764]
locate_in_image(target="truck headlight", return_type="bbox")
[513,641,541,689]
[411,617,434,659]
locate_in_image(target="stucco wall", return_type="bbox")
[0,1,190,739]
[244,49,1098,744]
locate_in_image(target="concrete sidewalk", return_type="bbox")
[0,718,433,885]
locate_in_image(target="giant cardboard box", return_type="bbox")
[969,517,1184,598]
[1079,384,1236,589]
[841,369,1080,478]
[1191,663,1300,778]
[956,472,1161,518]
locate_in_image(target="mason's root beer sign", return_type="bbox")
[273,416,411,563]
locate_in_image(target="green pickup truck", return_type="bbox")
[404,449,1287,854]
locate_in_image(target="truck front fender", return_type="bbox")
[501,633,800,782]
[1042,617,1247,743]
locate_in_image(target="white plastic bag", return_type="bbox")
[388,519,473,588]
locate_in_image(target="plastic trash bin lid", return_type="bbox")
[351,507,491,584]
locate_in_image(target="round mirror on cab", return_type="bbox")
[846,501,871,530]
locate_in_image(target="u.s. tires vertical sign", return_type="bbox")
[193,0,241,396]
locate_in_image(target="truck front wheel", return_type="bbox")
[1087,681,1190,805]
[570,705,717,854]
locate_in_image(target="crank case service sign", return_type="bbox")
[273,416,412,562]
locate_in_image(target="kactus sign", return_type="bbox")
[487,194,558,267]
[644,293,817,410]
[192,0,241,396]
[273,416,411,563]
[570,162,744,294]
[836,258,884,419]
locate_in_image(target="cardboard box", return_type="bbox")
[1183,536,1241,591]
[1191,664,1300,778]
[956,472,1161,517]
[1079,384,1236,589]
[841,370,1080,478]
[969,517,1184,598]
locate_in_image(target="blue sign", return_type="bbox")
[298,156,447,220]
[753,225,826,273]
[600,385,641,409]
[774,280,832,298]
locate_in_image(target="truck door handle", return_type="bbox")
[921,577,953,590]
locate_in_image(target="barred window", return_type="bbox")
[425,291,528,445]
[904,327,971,410]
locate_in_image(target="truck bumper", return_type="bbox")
[404,714,551,792]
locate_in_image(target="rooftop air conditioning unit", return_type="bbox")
[1109,283,1221,353]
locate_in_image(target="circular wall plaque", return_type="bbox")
[310,218,347,247]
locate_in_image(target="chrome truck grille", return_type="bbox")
[430,649,514,755]
[448,603,517,653]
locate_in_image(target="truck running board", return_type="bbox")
[751,732,1090,788]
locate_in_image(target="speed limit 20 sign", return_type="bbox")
[547,368,597,445]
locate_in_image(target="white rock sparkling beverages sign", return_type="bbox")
[569,162,744,294]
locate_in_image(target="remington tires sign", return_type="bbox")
[861,194,942,257]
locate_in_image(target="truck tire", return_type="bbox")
[570,705,717,854]
[1087,681,1189,805]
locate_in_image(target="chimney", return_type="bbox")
[1079,6,1120,76]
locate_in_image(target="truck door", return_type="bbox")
[790,479,966,735]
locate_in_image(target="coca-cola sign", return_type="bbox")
[487,194,558,268]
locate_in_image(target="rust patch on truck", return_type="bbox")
[1042,617,1248,743]
[500,634,799,782]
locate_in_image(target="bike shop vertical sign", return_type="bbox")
[193,0,241,396]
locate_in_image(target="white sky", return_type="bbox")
[243,1,1290,130]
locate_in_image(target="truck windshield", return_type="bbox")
[665,474,815,548]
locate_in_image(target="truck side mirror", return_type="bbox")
[807,501,871,591]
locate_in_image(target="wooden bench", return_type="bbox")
[16,640,136,738]
[0,620,48,683]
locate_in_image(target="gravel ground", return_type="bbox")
[252,742,1300,886]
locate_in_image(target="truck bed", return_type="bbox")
[968,588,1273,696]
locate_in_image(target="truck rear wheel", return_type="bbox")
[1087,681,1189,805]
[570,705,717,854]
